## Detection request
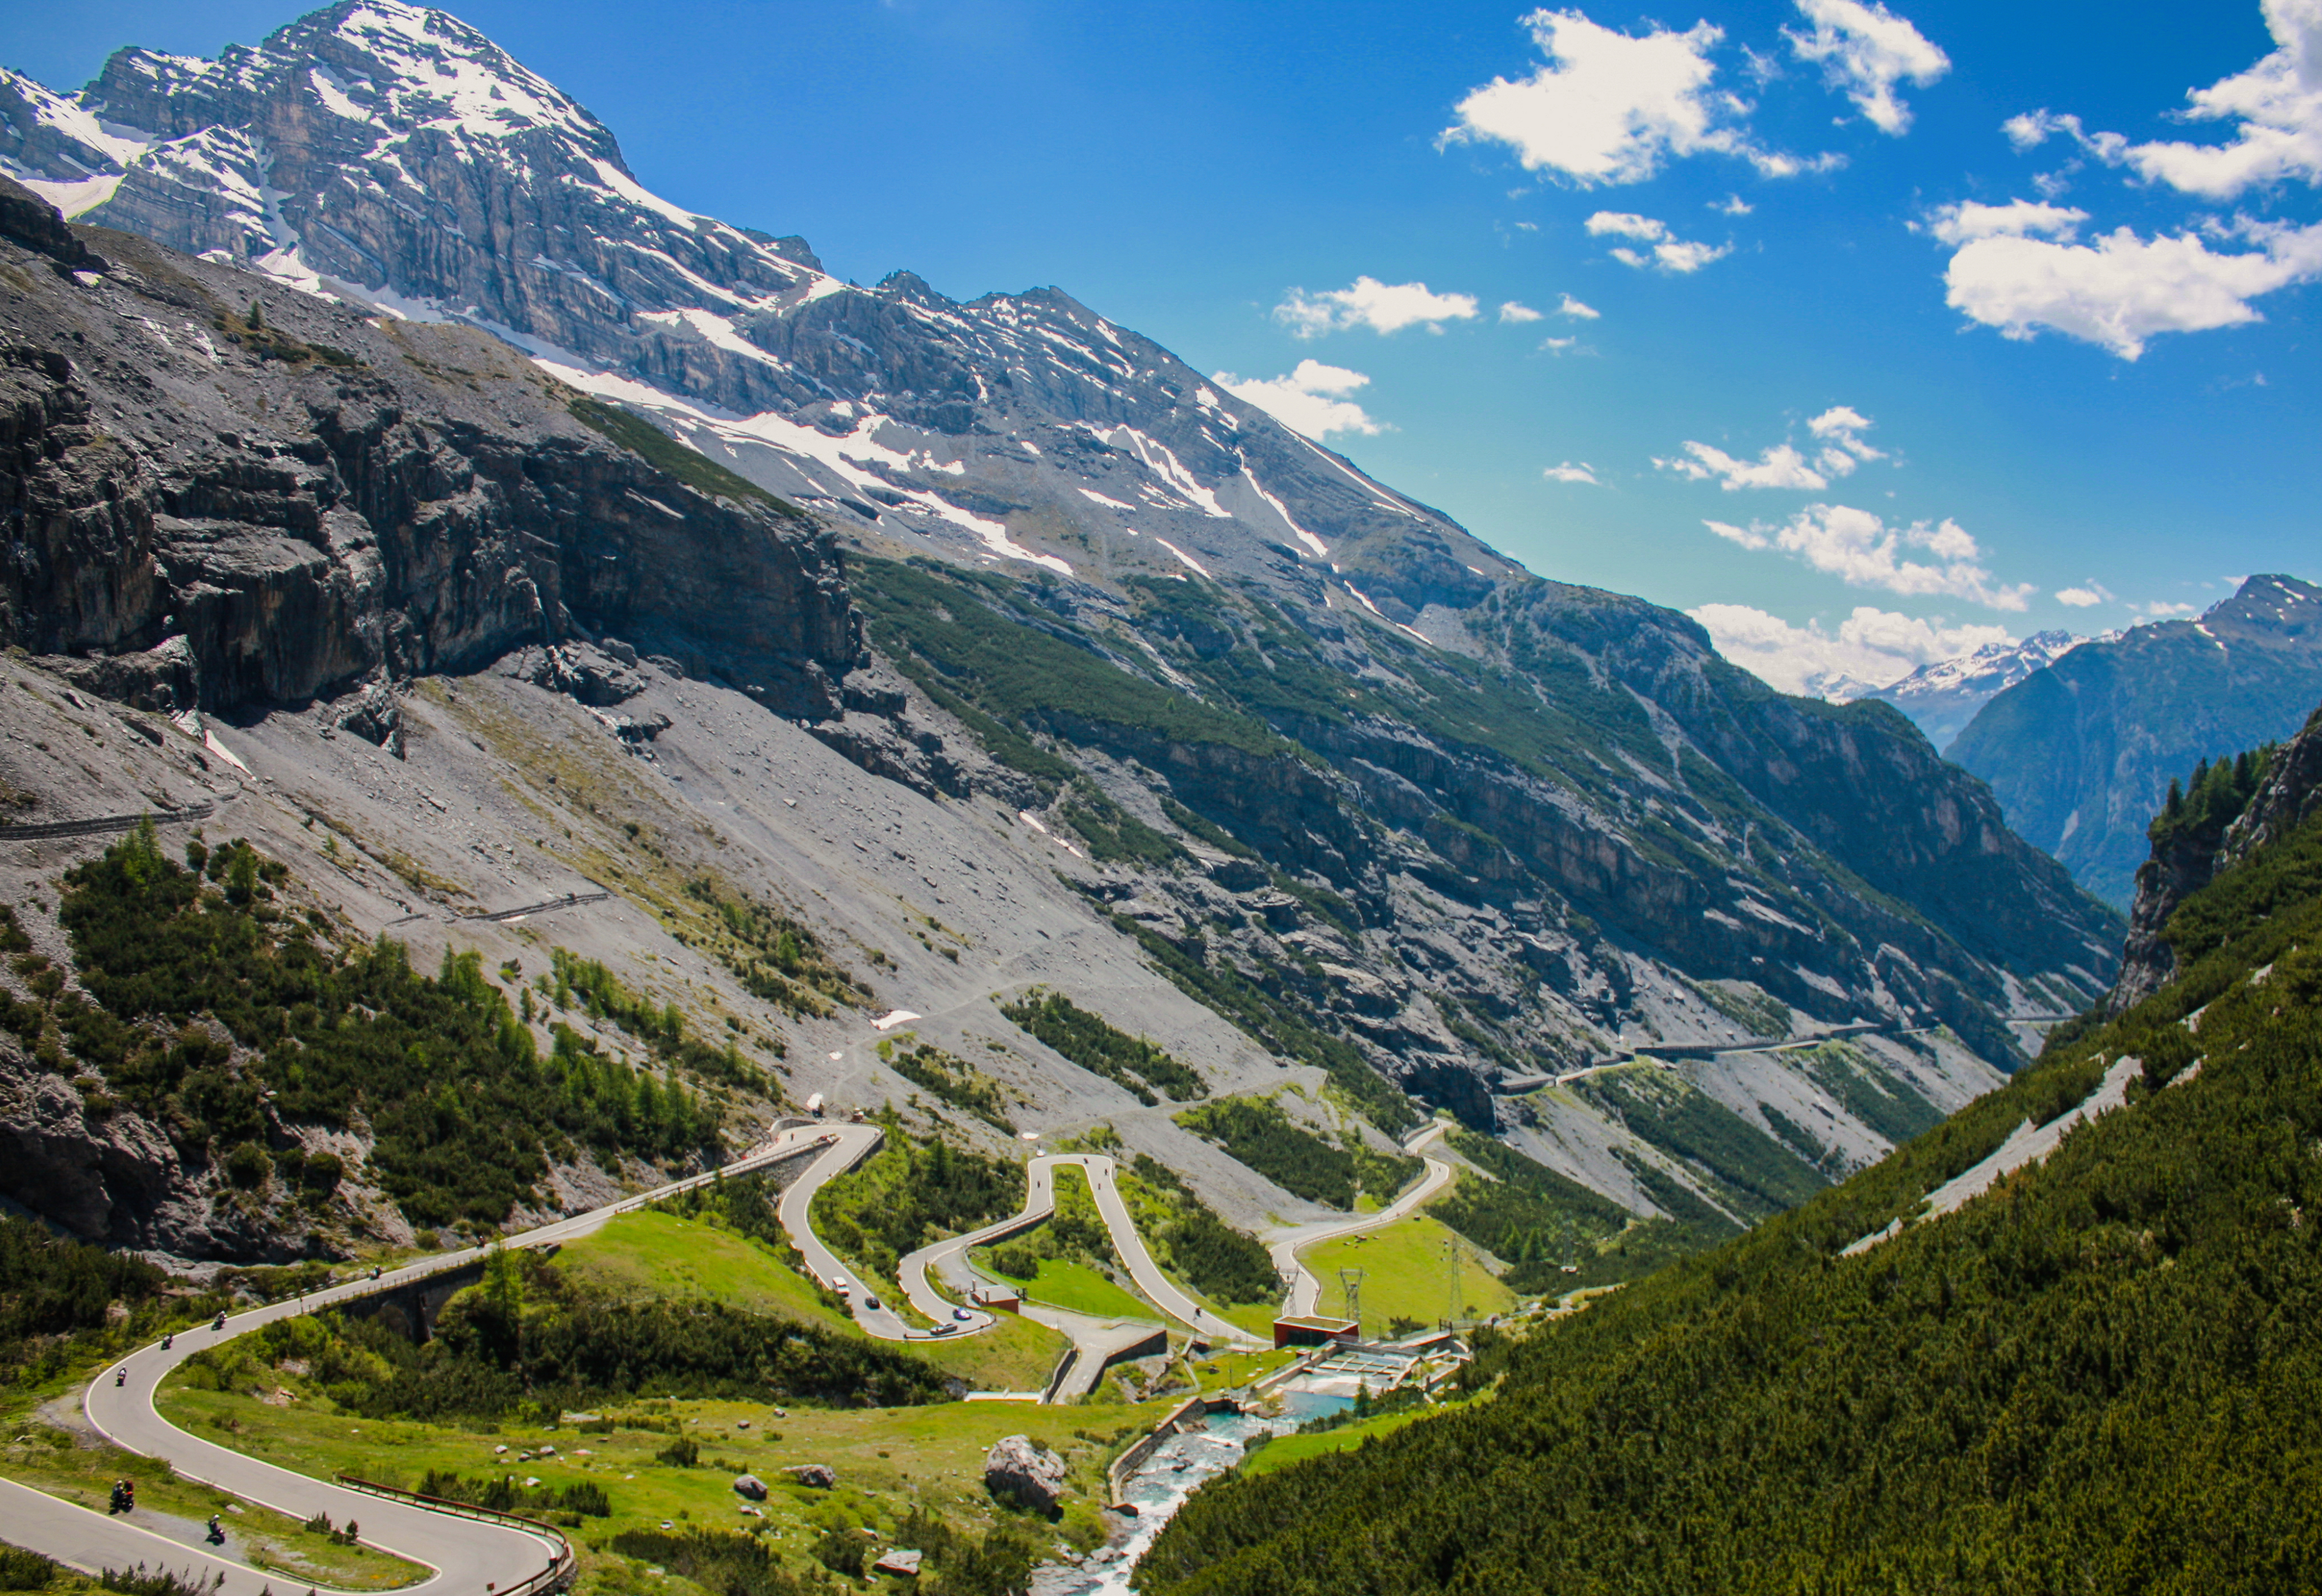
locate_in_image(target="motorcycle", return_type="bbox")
[212,1312,227,1331]
[205,1516,225,1546]
[161,1334,173,1351]
[114,1368,127,1388]
[109,1481,135,1514]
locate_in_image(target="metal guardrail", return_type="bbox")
[0,802,215,843]
[336,1475,576,1595]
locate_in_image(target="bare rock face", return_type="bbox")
[0,1052,174,1238]
[983,1435,1067,1516]
[0,210,863,724]
[2110,702,2322,1014]
[0,1043,299,1259]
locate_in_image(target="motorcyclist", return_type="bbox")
[162,1333,173,1350]
[114,1367,127,1386]
[206,1515,224,1544]
[213,1311,227,1330]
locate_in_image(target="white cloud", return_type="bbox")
[1556,292,1602,318]
[2003,110,2129,166]
[1924,197,2088,246]
[1539,335,1579,352]
[1499,299,1546,322]
[1649,238,1733,272]
[1275,277,1481,337]
[1664,407,1883,488]
[1440,8,1811,185]
[1712,193,1754,214]
[1955,5,2322,358]
[1587,211,1664,239]
[1805,404,1885,474]
[1661,441,1829,490]
[1543,461,1600,483]
[2105,0,2322,199]
[1942,218,2322,358]
[1706,503,2035,608]
[2137,600,2199,618]
[1689,602,2014,696]
[1707,518,1769,549]
[2054,582,2115,607]
[1214,360,1387,440]
[1588,210,1731,271]
[1784,0,1950,135]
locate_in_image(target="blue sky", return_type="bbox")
[15,0,2318,690]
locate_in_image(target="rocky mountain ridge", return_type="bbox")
[1950,574,2322,907]
[0,8,2121,1262]
[0,0,1512,623]
[1857,629,2082,750]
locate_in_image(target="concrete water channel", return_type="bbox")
[1039,1382,1353,1596]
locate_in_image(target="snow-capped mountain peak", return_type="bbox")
[0,1,1515,613]
[1861,629,2083,751]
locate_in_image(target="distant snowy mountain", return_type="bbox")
[1950,576,2322,908]
[0,0,1513,620]
[1858,630,2083,750]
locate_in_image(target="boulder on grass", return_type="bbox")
[731,1474,767,1500]
[781,1463,837,1489]
[983,1435,1068,1516]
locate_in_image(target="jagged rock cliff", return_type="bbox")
[2111,702,2322,1013]
[0,179,860,724]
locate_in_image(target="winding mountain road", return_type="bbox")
[2,1096,1445,1592]
[1265,1122,1453,1319]
[897,1154,1265,1349]
[0,1123,840,1593]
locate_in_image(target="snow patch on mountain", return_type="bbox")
[1859,630,2083,750]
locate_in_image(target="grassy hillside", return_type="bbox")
[1297,1209,1515,1337]
[1143,774,2322,1593]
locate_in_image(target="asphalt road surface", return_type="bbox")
[2,1122,839,1593]
[898,1154,1266,1349]
[2,1111,1434,1592]
[1268,1122,1453,1319]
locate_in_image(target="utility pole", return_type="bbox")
[1338,1267,1365,1338]
[1444,1235,1462,1328]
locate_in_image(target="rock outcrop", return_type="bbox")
[2111,702,2322,1013]
[984,1435,1067,1516]
[0,187,860,722]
